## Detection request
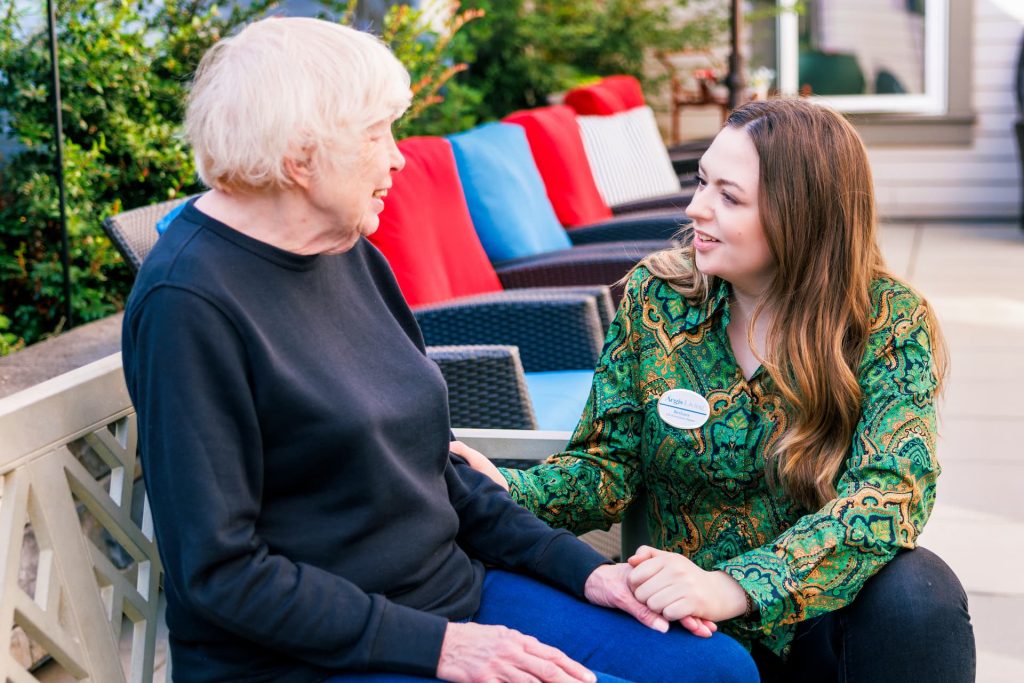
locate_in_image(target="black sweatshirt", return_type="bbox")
[122,201,607,683]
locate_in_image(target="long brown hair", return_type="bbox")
[642,98,947,509]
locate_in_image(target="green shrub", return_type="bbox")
[456,0,727,121]
[0,0,480,353]
[0,0,742,354]
[0,0,273,351]
[374,0,485,138]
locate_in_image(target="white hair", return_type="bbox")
[185,17,412,191]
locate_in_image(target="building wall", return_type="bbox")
[868,0,1022,221]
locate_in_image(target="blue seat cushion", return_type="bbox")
[524,369,593,432]
[155,202,187,235]
[448,123,572,262]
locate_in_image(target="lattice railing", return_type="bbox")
[0,353,632,682]
[0,354,162,683]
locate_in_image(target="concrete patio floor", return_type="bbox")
[879,221,1024,682]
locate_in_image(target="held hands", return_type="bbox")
[437,622,596,683]
[627,546,749,632]
[450,440,509,491]
[584,563,669,633]
[584,564,718,638]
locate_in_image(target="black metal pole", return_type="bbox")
[726,0,745,110]
[47,0,73,330]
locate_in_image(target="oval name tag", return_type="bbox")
[657,389,711,429]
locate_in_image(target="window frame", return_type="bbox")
[776,0,950,115]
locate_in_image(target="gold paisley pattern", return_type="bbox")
[504,267,941,656]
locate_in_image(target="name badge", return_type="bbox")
[657,389,711,429]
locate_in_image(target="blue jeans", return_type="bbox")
[752,548,975,683]
[324,569,758,683]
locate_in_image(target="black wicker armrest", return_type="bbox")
[448,285,615,333]
[566,212,690,245]
[608,191,695,217]
[414,291,605,372]
[492,240,668,301]
[426,345,536,430]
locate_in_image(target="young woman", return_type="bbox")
[458,98,975,682]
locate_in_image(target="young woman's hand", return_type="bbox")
[449,440,509,490]
[437,621,596,683]
[627,546,749,626]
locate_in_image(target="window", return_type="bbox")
[767,0,950,114]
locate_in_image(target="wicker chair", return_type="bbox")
[103,196,190,273]
[562,75,700,213]
[104,198,627,559]
[103,197,607,430]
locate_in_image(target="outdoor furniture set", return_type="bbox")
[103,76,697,435]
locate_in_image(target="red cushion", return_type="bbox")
[370,137,503,306]
[600,75,646,109]
[503,106,613,228]
[563,82,625,115]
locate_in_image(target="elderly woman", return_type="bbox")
[121,17,757,683]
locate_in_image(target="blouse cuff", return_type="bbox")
[714,549,793,637]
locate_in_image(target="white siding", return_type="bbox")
[869,0,1022,220]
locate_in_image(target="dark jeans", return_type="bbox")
[325,569,759,683]
[752,547,975,683]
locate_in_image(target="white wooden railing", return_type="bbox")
[0,354,161,682]
[0,354,635,682]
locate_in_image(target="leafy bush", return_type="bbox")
[374,0,484,137]
[0,0,480,352]
[0,0,273,351]
[456,0,727,120]
[0,0,736,354]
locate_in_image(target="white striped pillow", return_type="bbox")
[576,106,682,207]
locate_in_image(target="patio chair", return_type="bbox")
[502,104,691,243]
[103,196,190,272]
[446,123,679,288]
[563,75,703,213]
[371,136,633,429]
[103,191,601,432]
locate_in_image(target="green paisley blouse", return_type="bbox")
[503,266,941,656]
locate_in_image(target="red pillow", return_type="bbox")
[600,75,646,109]
[503,106,612,228]
[370,137,503,306]
[563,82,625,115]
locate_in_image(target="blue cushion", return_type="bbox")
[448,123,572,262]
[155,203,187,235]
[524,369,593,432]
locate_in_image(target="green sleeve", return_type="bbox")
[502,269,648,535]
[715,290,941,638]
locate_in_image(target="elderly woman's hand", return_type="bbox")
[585,563,718,638]
[438,622,596,683]
[450,441,509,491]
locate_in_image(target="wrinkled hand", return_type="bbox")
[586,563,718,638]
[583,563,673,633]
[627,546,748,628]
[450,440,509,491]
[437,621,595,683]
